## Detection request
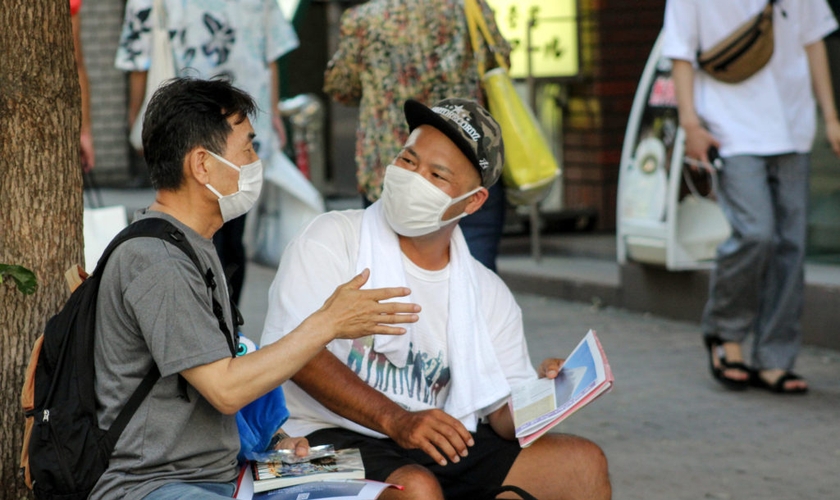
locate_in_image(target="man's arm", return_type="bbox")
[270,61,287,147]
[672,59,719,164]
[128,71,148,131]
[181,270,419,415]
[486,404,515,440]
[292,350,474,465]
[806,39,840,157]
[292,350,475,467]
[72,13,94,171]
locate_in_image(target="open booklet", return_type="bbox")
[510,330,614,448]
[249,448,365,493]
[235,447,402,499]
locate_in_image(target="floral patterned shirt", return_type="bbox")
[324,0,509,201]
[116,0,298,161]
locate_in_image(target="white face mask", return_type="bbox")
[205,151,263,222]
[381,164,481,237]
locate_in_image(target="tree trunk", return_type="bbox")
[0,1,83,498]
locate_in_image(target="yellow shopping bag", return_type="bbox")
[482,68,560,205]
[465,0,560,205]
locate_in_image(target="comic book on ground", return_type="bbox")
[510,330,614,447]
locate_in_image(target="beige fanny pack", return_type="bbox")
[697,0,775,84]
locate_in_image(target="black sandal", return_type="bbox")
[749,370,809,395]
[704,336,750,391]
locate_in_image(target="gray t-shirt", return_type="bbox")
[90,210,240,500]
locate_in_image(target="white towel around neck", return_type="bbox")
[356,202,510,429]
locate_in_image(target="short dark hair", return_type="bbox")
[141,77,257,190]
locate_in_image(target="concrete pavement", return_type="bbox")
[239,260,840,500]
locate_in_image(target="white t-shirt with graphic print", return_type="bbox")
[260,209,537,439]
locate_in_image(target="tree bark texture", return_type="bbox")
[0,1,83,498]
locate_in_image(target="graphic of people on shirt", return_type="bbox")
[346,340,449,407]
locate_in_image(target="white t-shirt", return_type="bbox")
[260,210,537,438]
[662,0,837,156]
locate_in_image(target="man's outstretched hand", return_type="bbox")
[317,268,420,340]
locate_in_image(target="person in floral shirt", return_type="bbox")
[324,0,510,271]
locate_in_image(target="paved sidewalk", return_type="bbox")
[240,261,840,500]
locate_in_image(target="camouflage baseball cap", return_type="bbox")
[404,98,504,188]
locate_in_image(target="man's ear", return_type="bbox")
[464,187,490,215]
[186,147,211,185]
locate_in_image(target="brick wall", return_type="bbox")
[79,0,133,186]
[562,0,665,229]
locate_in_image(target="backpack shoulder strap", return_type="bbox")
[98,217,237,356]
[92,218,200,278]
[102,362,160,451]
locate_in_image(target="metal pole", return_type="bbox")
[526,8,542,262]
[527,8,537,113]
[529,202,542,261]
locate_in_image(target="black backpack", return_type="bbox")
[20,217,238,500]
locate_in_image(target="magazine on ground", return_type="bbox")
[510,330,614,448]
[249,448,366,493]
[236,462,400,500]
[253,480,402,500]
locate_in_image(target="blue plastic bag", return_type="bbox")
[235,335,290,463]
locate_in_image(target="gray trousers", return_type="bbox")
[701,153,809,371]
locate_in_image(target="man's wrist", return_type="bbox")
[268,430,290,449]
[378,406,409,438]
[303,311,338,346]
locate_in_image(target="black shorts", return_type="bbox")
[306,424,521,500]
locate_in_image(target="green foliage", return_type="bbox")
[0,264,38,295]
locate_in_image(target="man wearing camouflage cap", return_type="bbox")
[261,98,611,500]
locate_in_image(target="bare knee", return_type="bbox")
[505,434,611,500]
[381,464,443,500]
[564,437,611,500]
[578,438,610,486]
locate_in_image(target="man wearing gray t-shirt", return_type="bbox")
[90,78,419,500]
